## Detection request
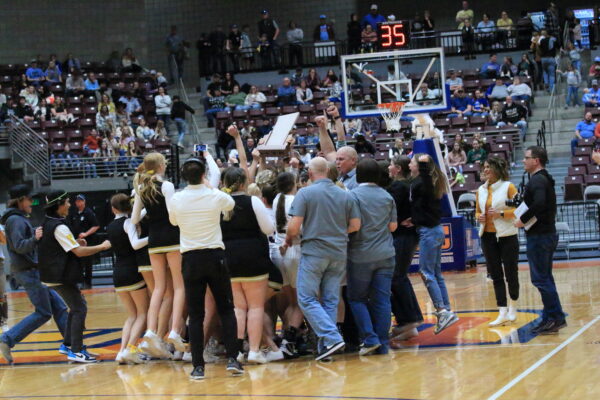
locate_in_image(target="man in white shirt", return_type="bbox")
[169,156,244,380]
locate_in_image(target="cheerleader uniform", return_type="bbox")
[135,217,152,273]
[220,194,275,283]
[271,193,301,288]
[132,180,179,254]
[107,214,146,292]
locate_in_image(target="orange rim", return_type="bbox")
[377,102,405,113]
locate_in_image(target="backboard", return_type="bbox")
[340,47,449,118]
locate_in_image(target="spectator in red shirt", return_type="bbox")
[83,129,100,155]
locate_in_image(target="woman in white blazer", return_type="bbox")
[475,157,520,326]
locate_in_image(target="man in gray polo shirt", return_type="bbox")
[286,157,360,361]
[336,146,358,190]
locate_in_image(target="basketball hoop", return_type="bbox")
[377,102,405,132]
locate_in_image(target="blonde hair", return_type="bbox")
[246,183,262,197]
[255,169,276,189]
[221,167,247,221]
[133,152,166,205]
[413,153,448,199]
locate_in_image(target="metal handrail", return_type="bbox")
[0,123,8,146]
[8,115,51,184]
[177,76,201,144]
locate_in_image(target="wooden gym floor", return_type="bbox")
[1,259,600,400]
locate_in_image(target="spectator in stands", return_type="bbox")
[344,118,362,137]
[258,10,282,70]
[516,11,534,50]
[456,1,474,29]
[290,67,305,87]
[572,112,596,156]
[362,4,386,30]
[361,24,378,53]
[245,85,266,109]
[305,68,321,91]
[500,57,517,79]
[155,120,168,140]
[25,61,46,87]
[471,90,490,116]
[498,96,528,140]
[84,72,101,100]
[449,88,473,117]
[582,80,600,106]
[118,92,142,117]
[117,120,135,145]
[467,139,487,164]
[106,50,121,73]
[239,25,254,71]
[563,42,582,73]
[415,83,437,105]
[65,70,85,97]
[486,78,509,103]
[544,3,560,41]
[115,103,130,125]
[14,97,33,122]
[277,77,297,106]
[496,11,513,48]
[209,26,227,75]
[136,118,155,141]
[539,30,557,91]
[588,57,600,82]
[221,72,239,96]
[171,95,195,148]
[480,54,501,79]
[56,144,82,172]
[557,64,581,108]
[314,15,335,42]
[21,85,39,109]
[257,116,273,138]
[296,80,313,105]
[126,141,143,171]
[166,25,185,83]
[94,138,117,176]
[224,84,247,110]
[389,138,410,158]
[34,99,51,122]
[476,13,496,51]
[321,69,337,88]
[347,14,362,54]
[44,61,62,84]
[446,70,463,91]
[50,97,77,124]
[447,142,467,171]
[226,24,242,73]
[461,19,476,60]
[507,76,532,102]
[83,129,100,155]
[64,53,81,71]
[488,101,503,125]
[354,134,376,155]
[154,86,172,129]
[517,53,534,78]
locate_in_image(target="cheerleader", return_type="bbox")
[132,152,184,357]
[220,167,275,364]
[107,193,149,364]
[271,172,303,358]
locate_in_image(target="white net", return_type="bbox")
[377,102,405,132]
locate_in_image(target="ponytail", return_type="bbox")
[133,152,166,205]
[276,194,287,233]
[275,172,296,233]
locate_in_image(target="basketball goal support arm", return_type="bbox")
[352,63,398,97]
[409,57,437,104]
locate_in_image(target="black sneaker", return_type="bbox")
[531,320,550,334]
[537,319,567,335]
[226,358,244,376]
[280,339,299,359]
[190,366,205,380]
[315,341,345,361]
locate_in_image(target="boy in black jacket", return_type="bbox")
[498,96,528,141]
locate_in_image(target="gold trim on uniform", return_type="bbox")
[268,281,283,291]
[148,245,180,254]
[231,274,269,283]
[137,265,153,272]
[115,280,146,292]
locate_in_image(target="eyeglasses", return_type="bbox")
[523,156,537,160]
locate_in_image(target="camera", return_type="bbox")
[506,174,526,207]
[193,144,207,152]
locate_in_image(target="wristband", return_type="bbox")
[333,116,341,120]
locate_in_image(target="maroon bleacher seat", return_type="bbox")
[578,137,595,147]
[266,107,281,117]
[434,118,451,129]
[282,105,299,114]
[564,175,584,201]
[50,130,67,142]
[68,107,83,116]
[215,111,231,120]
[69,141,82,151]
[462,163,481,173]
[469,115,486,127]
[571,155,590,166]
[312,91,326,102]
[67,97,82,105]
[232,109,248,120]
[574,147,592,156]
[298,104,315,115]
[248,108,264,118]
[462,69,479,79]
[153,138,171,148]
[589,164,600,174]
[84,96,97,105]
[295,116,308,126]
[568,166,587,176]
[78,118,95,128]
[42,120,59,130]
[50,142,64,153]
[585,174,600,186]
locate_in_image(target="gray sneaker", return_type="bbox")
[0,340,13,364]
[434,311,459,335]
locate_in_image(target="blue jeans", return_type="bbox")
[347,257,395,353]
[511,95,531,102]
[565,86,580,107]
[175,117,187,144]
[1,269,68,348]
[541,57,556,90]
[526,233,565,321]
[572,60,581,73]
[84,163,97,178]
[570,138,580,156]
[417,225,451,311]
[498,120,528,141]
[296,254,345,352]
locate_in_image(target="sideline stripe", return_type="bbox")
[487,315,600,400]
[0,395,418,400]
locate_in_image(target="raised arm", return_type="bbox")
[314,115,337,162]
[227,124,248,175]
[203,148,220,188]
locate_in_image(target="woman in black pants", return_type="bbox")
[387,155,423,341]
[476,157,520,326]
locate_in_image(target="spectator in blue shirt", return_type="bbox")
[582,80,600,107]
[64,53,81,71]
[277,77,297,106]
[471,90,490,116]
[118,92,142,116]
[84,72,101,100]
[314,15,335,41]
[45,61,62,84]
[572,112,596,155]
[361,4,386,30]
[25,61,46,87]
[476,13,496,50]
[480,53,501,79]
[449,89,473,117]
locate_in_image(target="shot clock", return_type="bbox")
[377,21,411,49]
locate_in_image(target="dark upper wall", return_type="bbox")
[0,0,148,65]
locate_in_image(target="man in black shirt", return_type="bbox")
[227,25,242,73]
[171,95,196,148]
[67,194,99,289]
[209,26,227,75]
[515,146,565,334]
[498,96,528,141]
[257,10,282,69]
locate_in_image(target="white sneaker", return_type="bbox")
[115,350,125,364]
[247,350,267,364]
[264,348,284,362]
[358,343,381,356]
[507,300,518,322]
[172,350,183,361]
[167,330,187,353]
[122,346,145,364]
[143,330,170,359]
[182,352,192,363]
[203,348,220,363]
[236,351,245,363]
[489,307,510,327]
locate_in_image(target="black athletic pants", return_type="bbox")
[391,233,424,326]
[481,232,520,307]
[54,284,87,353]
[182,248,239,368]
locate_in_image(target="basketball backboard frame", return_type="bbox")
[340,47,450,119]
